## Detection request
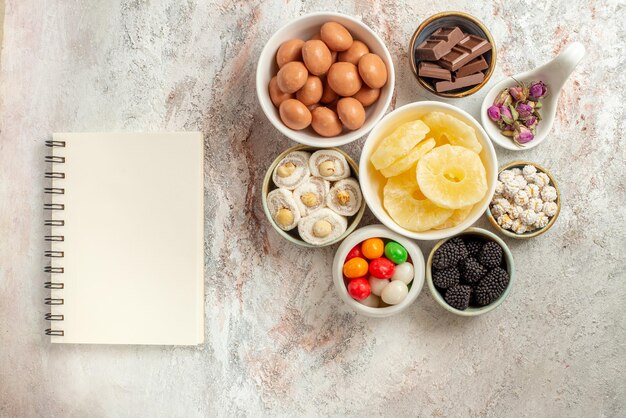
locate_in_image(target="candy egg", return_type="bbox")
[302,40,332,76]
[311,107,343,137]
[358,53,387,89]
[346,244,364,261]
[277,61,309,93]
[320,78,338,104]
[381,280,408,305]
[347,277,371,301]
[337,97,365,131]
[279,99,312,130]
[359,293,380,308]
[361,238,384,260]
[296,75,323,106]
[369,258,395,279]
[269,76,294,107]
[369,276,390,296]
[338,40,370,65]
[391,262,414,285]
[327,62,362,97]
[384,241,408,264]
[276,39,305,68]
[352,85,380,107]
[343,257,368,279]
[320,22,353,51]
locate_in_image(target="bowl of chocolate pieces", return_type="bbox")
[409,12,496,98]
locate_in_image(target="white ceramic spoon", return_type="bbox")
[480,42,586,151]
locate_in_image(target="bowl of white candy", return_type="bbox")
[486,161,560,239]
[262,145,366,247]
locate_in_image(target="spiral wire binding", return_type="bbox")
[44,140,66,337]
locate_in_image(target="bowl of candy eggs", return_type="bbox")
[486,161,561,239]
[359,101,498,241]
[262,145,366,247]
[332,224,425,317]
[256,12,394,147]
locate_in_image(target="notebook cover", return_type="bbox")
[46,132,204,345]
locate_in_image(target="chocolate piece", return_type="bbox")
[455,56,489,78]
[418,62,451,81]
[416,27,464,61]
[439,35,492,71]
[435,72,485,93]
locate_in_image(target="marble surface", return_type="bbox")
[1,1,625,416]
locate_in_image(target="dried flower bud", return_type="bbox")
[524,116,538,128]
[514,126,535,145]
[508,104,519,121]
[516,102,533,118]
[487,105,501,122]
[529,81,547,99]
[509,86,527,102]
[494,89,512,106]
[500,105,513,124]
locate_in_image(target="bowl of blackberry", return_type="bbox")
[426,227,515,316]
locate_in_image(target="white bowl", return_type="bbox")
[332,224,425,318]
[359,101,498,241]
[256,12,395,147]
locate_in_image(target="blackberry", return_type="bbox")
[465,239,484,257]
[478,241,503,269]
[444,285,472,310]
[459,257,486,284]
[475,267,510,306]
[432,239,464,270]
[449,237,469,260]
[432,267,460,289]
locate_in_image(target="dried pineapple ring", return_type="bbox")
[433,205,474,230]
[383,169,453,232]
[293,176,330,216]
[417,145,487,209]
[417,145,487,210]
[326,177,362,216]
[380,137,436,178]
[298,208,347,245]
[370,120,430,170]
[422,111,482,154]
[267,188,300,231]
[272,151,311,190]
[309,150,350,181]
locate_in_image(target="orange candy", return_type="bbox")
[361,238,384,260]
[343,257,368,278]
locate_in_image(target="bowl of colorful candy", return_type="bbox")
[332,224,425,317]
[426,227,515,316]
[262,145,366,247]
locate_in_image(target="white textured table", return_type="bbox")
[1,1,625,416]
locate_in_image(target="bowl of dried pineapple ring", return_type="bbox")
[360,101,498,240]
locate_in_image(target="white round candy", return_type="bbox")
[541,186,557,202]
[381,280,408,305]
[359,294,380,308]
[391,262,414,284]
[368,276,390,296]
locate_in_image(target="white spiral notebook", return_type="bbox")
[44,132,205,345]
